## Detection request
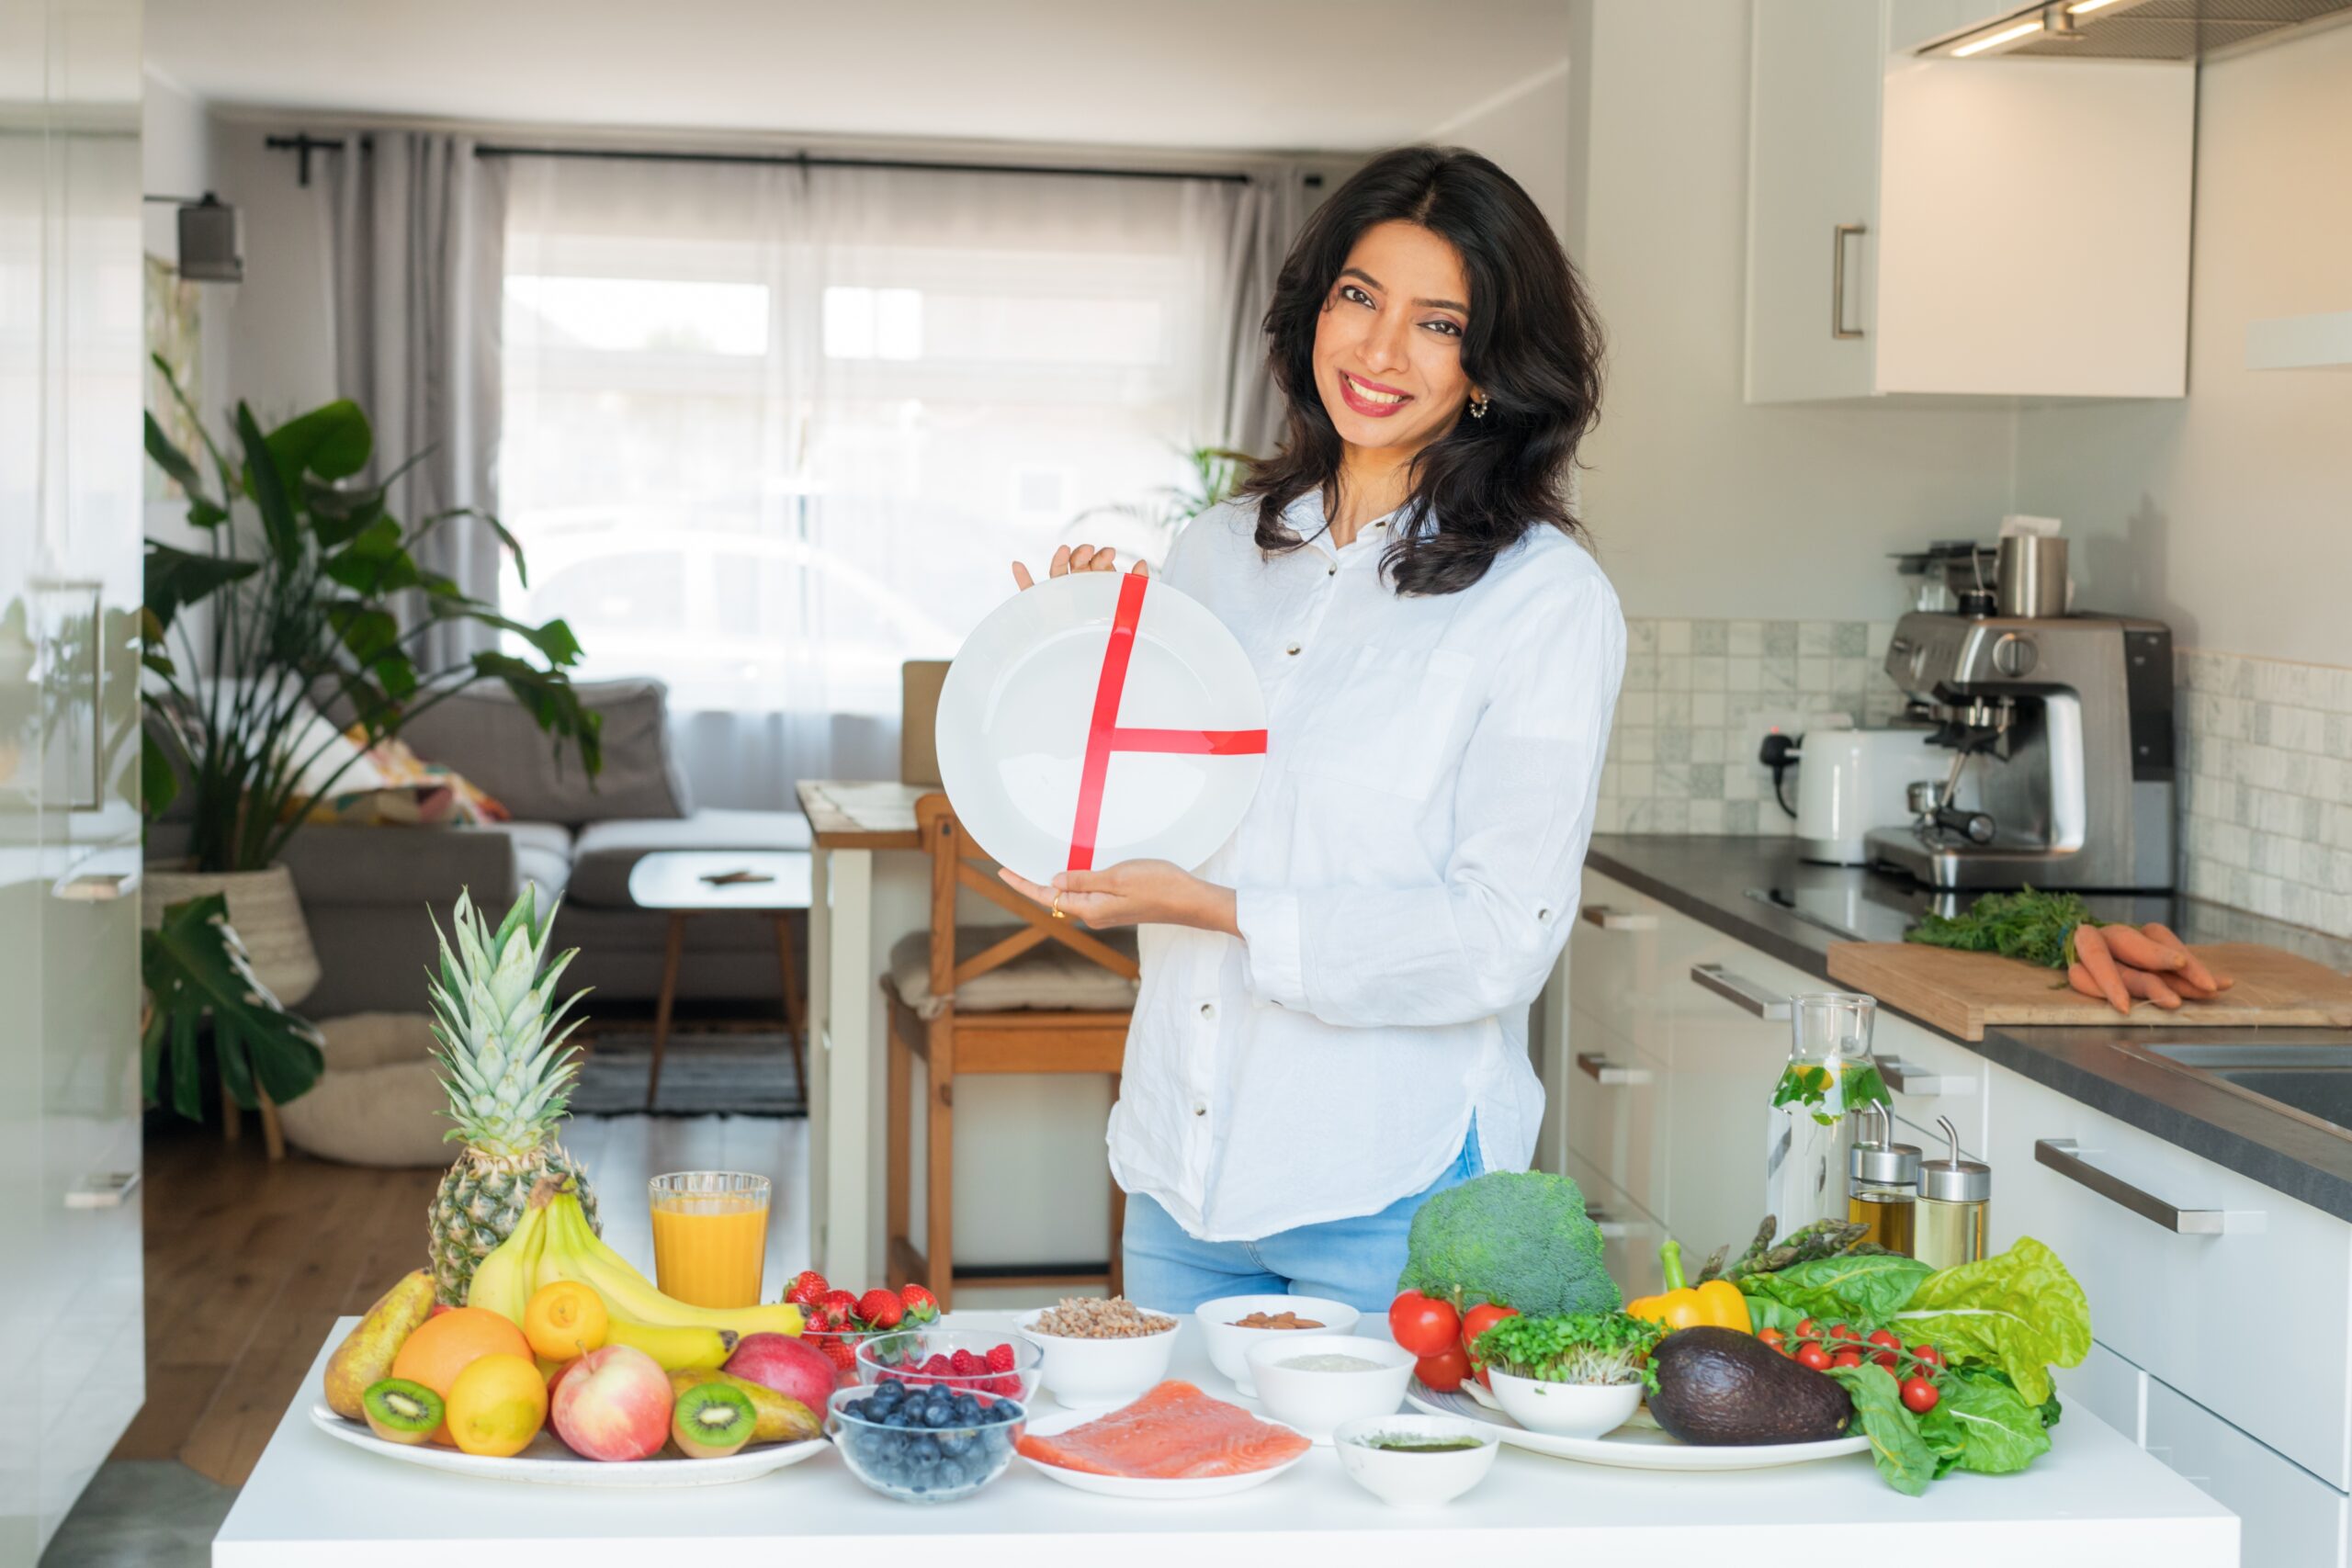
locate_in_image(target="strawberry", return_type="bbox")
[985,1342,1016,1372]
[819,1336,858,1374]
[899,1283,940,1324]
[820,1290,863,1330]
[857,1288,905,1329]
[949,1348,980,1377]
[784,1269,830,1309]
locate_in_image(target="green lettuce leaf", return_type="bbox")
[1740,1252,1935,1324]
[1824,1362,1935,1496]
[1917,1369,2052,1476]
[1890,1236,2090,1406]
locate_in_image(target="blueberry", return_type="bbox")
[872,1380,905,1406]
[936,1430,973,1458]
[952,1393,981,1420]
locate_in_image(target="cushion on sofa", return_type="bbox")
[886,925,1140,1021]
[496,820,575,904]
[566,809,815,908]
[390,678,693,827]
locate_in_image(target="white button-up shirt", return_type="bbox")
[1107,491,1626,1240]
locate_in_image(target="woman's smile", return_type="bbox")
[1337,371,1415,417]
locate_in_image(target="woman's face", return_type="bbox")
[1311,219,1477,456]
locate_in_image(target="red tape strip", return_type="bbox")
[1064,572,1268,872]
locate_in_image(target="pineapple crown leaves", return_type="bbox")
[425,886,593,1156]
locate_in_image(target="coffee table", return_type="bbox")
[626,849,813,1110]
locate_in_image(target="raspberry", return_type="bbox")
[923,1353,955,1375]
[990,1374,1022,1396]
[949,1348,980,1376]
[985,1343,1016,1372]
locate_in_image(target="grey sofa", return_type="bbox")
[148,679,810,1020]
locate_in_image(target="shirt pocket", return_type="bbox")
[1286,645,1479,802]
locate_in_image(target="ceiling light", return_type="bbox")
[1951,17,2045,56]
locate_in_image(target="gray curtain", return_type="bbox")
[325,132,507,673]
[1216,164,1316,459]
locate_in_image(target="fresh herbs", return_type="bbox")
[1472,1312,1667,1393]
[1905,886,2099,972]
[1769,1059,1891,1126]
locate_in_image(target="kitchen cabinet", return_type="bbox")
[2146,1378,2348,1568]
[1745,0,2193,402]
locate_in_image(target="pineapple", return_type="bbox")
[424,886,600,1305]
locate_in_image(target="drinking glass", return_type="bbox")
[648,1171,771,1309]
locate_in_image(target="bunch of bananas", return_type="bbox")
[468,1185,804,1373]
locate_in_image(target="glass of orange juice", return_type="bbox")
[648,1172,771,1309]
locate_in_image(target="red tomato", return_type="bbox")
[1458,1303,1520,1362]
[1867,1329,1903,1352]
[1830,1348,1864,1369]
[1795,1317,1821,1339]
[1901,1376,1941,1414]
[1910,1344,1946,1371]
[1387,1292,1462,1358]
[1413,1345,1472,1393]
[1757,1327,1787,1351]
[1828,1323,1863,1344]
[1795,1343,1832,1371]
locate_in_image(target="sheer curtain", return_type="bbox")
[500,153,1297,807]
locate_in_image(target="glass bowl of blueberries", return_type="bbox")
[827,1381,1026,1503]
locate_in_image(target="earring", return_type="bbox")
[1469,395,1489,420]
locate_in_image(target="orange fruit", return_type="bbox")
[390,1307,533,1444]
[523,1280,608,1362]
[446,1353,548,1458]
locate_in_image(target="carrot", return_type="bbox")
[2098,923,2186,972]
[2117,965,2184,1010]
[2066,962,2103,999]
[2142,922,2226,993]
[2072,923,2133,1014]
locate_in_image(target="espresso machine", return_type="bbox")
[1865,604,2176,892]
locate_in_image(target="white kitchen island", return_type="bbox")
[214,1313,2235,1567]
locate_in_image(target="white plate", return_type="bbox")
[1404,1382,1873,1472]
[1014,1405,1312,1499]
[309,1404,831,1487]
[936,571,1267,886]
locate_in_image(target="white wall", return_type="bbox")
[210,113,339,424]
[2012,24,2352,666]
[1427,60,1574,246]
[1565,0,2021,622]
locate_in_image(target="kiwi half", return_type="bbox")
[672,1382,757,1460]
[363,1378,446,1446]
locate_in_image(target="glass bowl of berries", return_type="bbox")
[827,1382,1025,1504]
[855,1328,1044,1406]
[785,1273,940,1390]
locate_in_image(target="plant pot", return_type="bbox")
[141,861,322,1010]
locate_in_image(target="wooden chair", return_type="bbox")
[885,794,1136,1310]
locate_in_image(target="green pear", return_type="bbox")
[322,1269,436,1419]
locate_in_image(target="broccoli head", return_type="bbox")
[1396,1169,1621,1315]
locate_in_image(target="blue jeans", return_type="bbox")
[1121,1126,1483,1317]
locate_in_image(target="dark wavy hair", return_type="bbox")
[1233,145,1603,596]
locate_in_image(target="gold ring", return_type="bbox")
[1051,894,1066,920]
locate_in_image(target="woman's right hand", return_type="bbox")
[1011,543,1146,592]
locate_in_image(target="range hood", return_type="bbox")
[1921,0,2352,61]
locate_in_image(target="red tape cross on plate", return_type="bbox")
[1066,572,1268,872]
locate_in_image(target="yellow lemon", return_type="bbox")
[524,1280,609,1363]
[445,1352,548,1458]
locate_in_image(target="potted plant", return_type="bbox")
[1471,1311,1666,1439]
[139,358,602,1118]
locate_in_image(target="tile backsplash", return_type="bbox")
[1598,621,2352,941]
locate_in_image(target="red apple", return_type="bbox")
[724,1332,836,1416]
[549,1345,670,1461]
[546,1357,583,1401]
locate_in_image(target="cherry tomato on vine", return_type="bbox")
[1901,1376,1941,1413]
[1796,1343,1833,1371]
[1758,1327,1787,1354]
[1828,1323,1863,1344]
[1911,1344,1945,1371]
[1831,1348,1864,1369]
[1387,1291,1462,1358]
[1795,1317,1822,1341]
[1414,1345,1472,1393]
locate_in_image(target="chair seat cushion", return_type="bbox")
[887,926,1139,1021]
[568,810,817,908]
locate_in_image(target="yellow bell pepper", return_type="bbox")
[1624,1239,1752,1335]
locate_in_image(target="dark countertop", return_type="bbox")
[1584,834,2352,1224]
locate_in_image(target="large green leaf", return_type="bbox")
[305,479,388,547]
[140,893,325,1116]
[322,517,423,593]
[145,542,257,633]
[473,650,604,776]
[1890,1237,2091,1407]
[141,730,181,819]
[235,402,301,566]
[144,412,212,505]
[266,400,372,483]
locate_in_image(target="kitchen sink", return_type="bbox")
[2121,1043,2352,1139]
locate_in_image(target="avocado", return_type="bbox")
[1647,1326,1854,1446]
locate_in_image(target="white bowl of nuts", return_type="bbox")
[1195,1294,1362,1396]
[1014,1298,1181,1412]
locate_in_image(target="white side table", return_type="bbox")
[626,849,814,1109]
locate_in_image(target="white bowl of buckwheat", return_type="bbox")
[1014,1297,1181,1411]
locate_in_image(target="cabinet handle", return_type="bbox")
[1584,1207,1642,1241]
[1579,904,1658,931]
[2033,1138,2247,1235]
[1690,963,1792,1021]
[1577,1052,1653,1087]
[64,1170,141,1210]
[1831,222,1867,341]
[1871,1054,1973,1097]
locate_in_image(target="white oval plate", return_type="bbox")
[936,571,1267,886]
[309,1404,831,1487]
[1014,1406,1311,1499]
[1404,1382,1872,1471]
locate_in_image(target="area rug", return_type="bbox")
[570,1031,806,1118]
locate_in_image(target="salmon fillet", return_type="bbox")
[1017,1381,1311,1479]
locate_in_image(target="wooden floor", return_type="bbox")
[112,1113,809,1490]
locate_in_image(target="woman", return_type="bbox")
[1003,145,1623,1314]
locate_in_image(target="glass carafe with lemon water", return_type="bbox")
[1764,993,1889,1235]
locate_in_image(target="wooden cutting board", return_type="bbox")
[1824,941,2352,1041]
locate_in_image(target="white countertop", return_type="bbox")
[215,1314,2237,1567]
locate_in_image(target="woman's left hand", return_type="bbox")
[999,861,1240,936]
